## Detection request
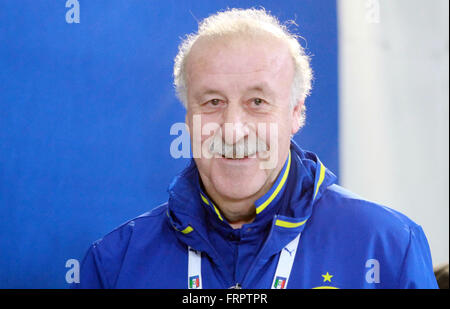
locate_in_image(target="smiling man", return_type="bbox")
[184,29,301,228]
[73,8,438,289]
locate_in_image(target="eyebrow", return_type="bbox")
[192,89,226,103]
[245,82,277,101]
[198,89,225,97]
[246,84,274,96]
[195,82,275,99]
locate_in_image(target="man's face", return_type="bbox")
[185,34,302,208]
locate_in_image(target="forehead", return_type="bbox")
[185,34,294,88]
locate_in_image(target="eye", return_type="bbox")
[251,98,264,106]
[210,99,220,106]
[204,98,223,107]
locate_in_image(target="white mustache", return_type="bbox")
[208,132,269,159]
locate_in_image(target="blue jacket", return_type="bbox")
[73,142,438,289]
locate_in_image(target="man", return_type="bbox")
[73,8,438,289]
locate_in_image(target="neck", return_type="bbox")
[200,175,278,230]
[214,198,257,229]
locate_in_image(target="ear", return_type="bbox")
[291,100,304,135]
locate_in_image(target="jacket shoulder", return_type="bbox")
[309,185,437,288]
[80,203,170,288]
[94,203,169,247]
[318,184,420,232]
[311,184,419,265]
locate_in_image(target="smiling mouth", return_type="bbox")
[212,145,270,160]
[208,132,270,160]
[210,142,258,159]
[220,154,252,160]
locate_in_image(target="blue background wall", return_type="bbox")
[0,0,338,288]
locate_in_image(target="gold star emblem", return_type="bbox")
[322,272,333,282]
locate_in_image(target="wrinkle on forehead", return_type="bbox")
[186,34,294,81]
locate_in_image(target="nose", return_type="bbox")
[221,103,248,145]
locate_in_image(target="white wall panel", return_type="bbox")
[338,0,449,265]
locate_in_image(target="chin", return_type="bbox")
[209,167,267,201]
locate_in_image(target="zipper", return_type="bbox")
[186,225,235,288]
[239,215,278,288]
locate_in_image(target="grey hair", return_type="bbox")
[173,8,313,128]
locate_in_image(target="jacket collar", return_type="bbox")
[166,140,337,259]
[198,148,292,227]
[255,140,337,259]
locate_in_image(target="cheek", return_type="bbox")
[187,113,220,144]
[256,114,293,147]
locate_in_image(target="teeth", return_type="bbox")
[209,136,267,159]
